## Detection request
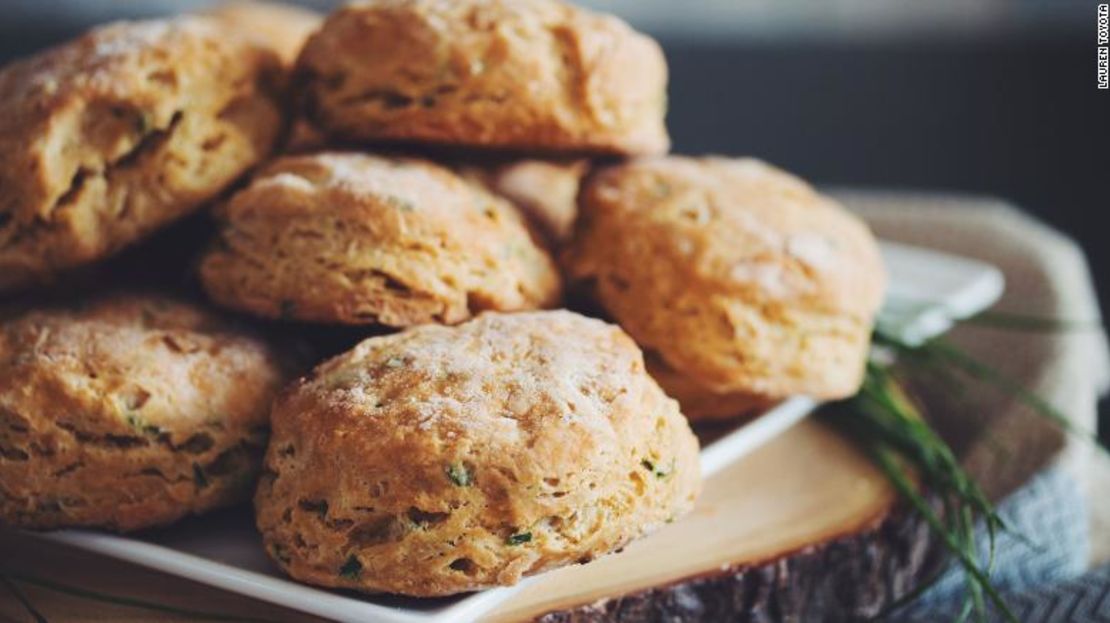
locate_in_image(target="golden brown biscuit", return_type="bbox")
[462,158,587,245]
[0,295,288,532]
[296,0,669,155]
[0,16,286,293]
[566,157,886,418]
[199,152,562,326]
[204,1,324,66]
[255,310,700,596]
[645,355,773,421]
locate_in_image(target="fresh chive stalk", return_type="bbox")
[959,310,1102,333]
[826,363,1017,623]
[837,306,1106,621]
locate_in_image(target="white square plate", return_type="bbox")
[36,240,1004,623]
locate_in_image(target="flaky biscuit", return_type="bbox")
[296,0,669,155]
[0,16,287,293]
[199,152,562,326]
[566,157,886,416]
[645,354,774,421]
[204,1,324,66]
[0,295,287,531]
[461,158,587,245]
[255,310,700,596]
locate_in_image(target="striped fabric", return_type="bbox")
[897,467,1110,622]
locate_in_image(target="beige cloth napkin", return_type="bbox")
[0,193,1106,620]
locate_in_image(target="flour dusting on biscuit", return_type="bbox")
[566,156,887,420]
[0,295,288,531]
[0,16,287,293]
[200,152,562,326]
[255,310,700,596]
[296,0,669,155]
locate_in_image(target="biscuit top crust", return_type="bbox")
[296,0,669,155]
[203,152,561,325]
[260,310,700,594]
[0,16,273,222]
[566,156,886,396]
[0,295,284,439]
[238,152,503,223]
[0,294,288,531]
[204,1,323,65]
[294,310,655,438]
[0,16,284,287]
[570,157,886,319]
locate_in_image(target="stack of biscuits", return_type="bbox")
[0,0,885,597]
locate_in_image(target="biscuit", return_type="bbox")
[199,152,562,326]
[565,157,886,416]
[296,0,669,155]
[204,1,323,66]
[461,158,587,245]
[0,295,288,532]
[645,354,773,422]
[0,16,286,293]
[255,310,701,596]
[201,2,325,153]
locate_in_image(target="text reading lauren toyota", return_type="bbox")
[1099,4,1108,88]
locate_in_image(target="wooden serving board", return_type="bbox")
[487,417,936,622]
